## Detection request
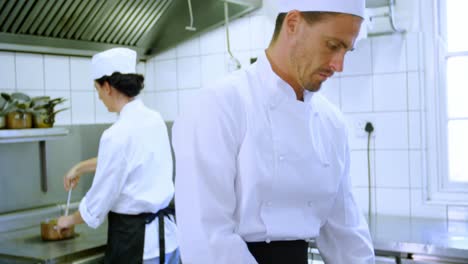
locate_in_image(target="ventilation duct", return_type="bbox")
[0,0,260,58]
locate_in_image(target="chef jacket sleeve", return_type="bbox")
[316,135,375,264]
[79,131,128,229]
[172,89,257,264]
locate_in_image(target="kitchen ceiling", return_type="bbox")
[0,0,260,59]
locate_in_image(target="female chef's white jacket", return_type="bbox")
[172,53,375,264]
[79,99,178,260]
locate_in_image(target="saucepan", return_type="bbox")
[40,188,75,241]
[41,218,75,241]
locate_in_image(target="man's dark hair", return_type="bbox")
[95,72,144,97]
[270,11,345,44]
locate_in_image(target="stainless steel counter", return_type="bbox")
[1,213,467,263]
[0,223,107,263]
[370,215,468,262]
[311,215,468,262]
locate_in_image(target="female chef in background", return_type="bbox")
[56,48,179,264]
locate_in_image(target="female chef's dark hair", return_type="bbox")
[95,72,144,97]
[270,11,350,43]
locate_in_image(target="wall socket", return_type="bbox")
[354,118,376,139]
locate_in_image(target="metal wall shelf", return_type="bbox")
[0,127,69,143]
[0,127,69,193]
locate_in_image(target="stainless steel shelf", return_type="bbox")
[0,127,69,143]
[0,127,70,193]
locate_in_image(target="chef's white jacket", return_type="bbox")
[79,99,178,260]
[172,53,375,263]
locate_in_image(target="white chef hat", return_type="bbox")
[266,0,365,19]
[91,47,137,80]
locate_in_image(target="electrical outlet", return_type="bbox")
[353,118,376,138]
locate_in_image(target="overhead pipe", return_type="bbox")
[388,0,406,34]
[185,0,196,31]
[224,1,241,71]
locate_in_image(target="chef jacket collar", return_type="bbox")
[118,98,143,119]
[257,52,318,115]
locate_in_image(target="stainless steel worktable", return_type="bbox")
[311,215,468,262]
[0,223,107,263]
[370,215,468,261]
[1,214,467,262]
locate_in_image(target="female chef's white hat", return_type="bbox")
[267,0,365,19]
[91,47,137,80]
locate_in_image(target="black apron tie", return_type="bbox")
[143,207,176,264]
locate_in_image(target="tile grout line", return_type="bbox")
[405,34,413,219]
[13,52,17,92]
[42,54,46,95]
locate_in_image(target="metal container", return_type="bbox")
[33,112,54,128]
[6,112,32,129]
[40,218,75,241]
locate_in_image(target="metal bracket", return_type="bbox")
[39,141,47,193]
[367,0,406,35]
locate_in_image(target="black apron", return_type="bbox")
[104,208,175,264]
[246,240,309,264]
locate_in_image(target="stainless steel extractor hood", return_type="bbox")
[0,0,261,59]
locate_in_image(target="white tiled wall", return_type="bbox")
[0,51,146,126]
[44,55,70,91]
[1,6,449,220]
[0,52,16,90]
[350,33,450,218]
[341,32,446,219]
[341,76,373,113]
[15,53,44,91]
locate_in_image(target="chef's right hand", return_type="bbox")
[63,166,80,191]
[56,215,75,236]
